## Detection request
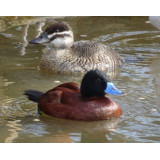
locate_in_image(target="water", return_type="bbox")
[0,16,160,143]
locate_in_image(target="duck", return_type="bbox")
[24,69,124,121]
[30,21,124,74]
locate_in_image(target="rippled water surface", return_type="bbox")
[0,16,160,143]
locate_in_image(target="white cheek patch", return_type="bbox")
[47,31,72,39]
[50,36,73,48]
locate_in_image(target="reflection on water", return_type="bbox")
[0,116,121,143]
[5,120,23,143]
[20,24,29,56]
[0,16,160,142]
[20,22,45,56]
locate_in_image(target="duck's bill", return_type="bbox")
[105,82,124,96]
[29,32,49,44]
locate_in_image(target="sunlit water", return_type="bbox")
[0,16,160,143]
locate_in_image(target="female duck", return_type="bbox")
[30,22,124,74]
[24,70,124,121]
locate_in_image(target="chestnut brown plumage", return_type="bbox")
[24,70,123,121]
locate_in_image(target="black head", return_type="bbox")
[80,69,124,99]
[80,70,110,98]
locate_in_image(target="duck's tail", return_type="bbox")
[24,90,44,102]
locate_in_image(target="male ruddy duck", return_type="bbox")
[24,70,124,121]
[30,22,124,74]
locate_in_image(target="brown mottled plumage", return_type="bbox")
[40,41,124,73]
[30,22,124,74]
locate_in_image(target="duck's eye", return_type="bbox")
[97,77,101,81]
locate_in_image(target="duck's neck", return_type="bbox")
[80,86,106,99]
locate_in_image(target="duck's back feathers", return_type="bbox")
[73,41,124,66]
[73,41,112,56]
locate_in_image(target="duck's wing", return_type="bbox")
[38,89,77,119]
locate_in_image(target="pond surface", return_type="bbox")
[0,16,160,143]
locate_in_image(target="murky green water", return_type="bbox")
[0,16,160,143]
